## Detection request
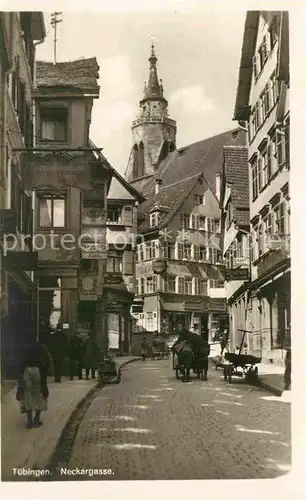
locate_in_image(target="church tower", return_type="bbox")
[125,44,177,182]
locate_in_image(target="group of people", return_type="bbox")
[16,329,101,429]
[46,328,100,383]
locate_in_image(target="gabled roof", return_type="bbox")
[36,58,100,93]
[223,145,249,226]
[131,128,246,198]
[88,140,145,203]
[138,174,201,233]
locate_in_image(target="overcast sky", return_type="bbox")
[36,10,246,174]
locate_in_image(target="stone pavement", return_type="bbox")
[209,343,287,397]
[68,358,291,480]
[1,356,140,481]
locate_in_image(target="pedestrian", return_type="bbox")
[49,327,68,383]
[284,347,291,390]
[84,336,99,380]
[141,337,149,361]
[69,332,84,380]
[16,341,50,429]
[220,333,227,355]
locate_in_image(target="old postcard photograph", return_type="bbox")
[0,1,299,498]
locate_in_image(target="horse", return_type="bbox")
[194,354,209,381]
[173,341,195,382]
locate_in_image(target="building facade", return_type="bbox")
[233,11,290,364]
[0,12,46,378]
[133,173,228,340]
[219,145,251,353]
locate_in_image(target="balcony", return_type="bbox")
[257,234,290,278]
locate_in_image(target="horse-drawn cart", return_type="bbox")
[223,330,261,384]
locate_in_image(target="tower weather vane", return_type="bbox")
[51,12,63,64]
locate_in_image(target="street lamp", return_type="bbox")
[152,258,168,335]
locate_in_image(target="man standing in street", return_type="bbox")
[69,332,84,380]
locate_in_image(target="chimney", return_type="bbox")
[215,173,221,201]
[155,178,162,195]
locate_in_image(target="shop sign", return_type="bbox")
[225,268,249,281]
[81,242,107,259]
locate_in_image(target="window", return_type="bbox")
[194,194,204,205]
[183,244,191,260]
[107,207,122,223]
[184,277,192,295]
[190,214,199,229]
[176,242,184,260]
[146,241,156,260]
[38,195,65,228]
[269,18,278,49]
[199,246,206,261]
[177,277,184,294]
[262,144,273,185]
[260,83,271,120]
[180,213,190,229]
[146,276,156,294]
[251,101,261,135]
[139,243,145,261]
[163,274,176,293]
[150,212,160,228]
[259,36,269,68]
[276,131,286,168]
[256,223,265,257]
[207,218,217,233]
[147,312,153,330]
[199,216,206,229]
[252,54,260,80]
[251,160,259,201]
[270,72,279,106]
[274,203,285,235]
[208,247,219,264]
[163,243,175,259]
[140,278,145,295]
[107,253,122,273]
[200,280,208,295]
[193,278,200,295]
[40,107,68,142]
[284,122,290,169]
[193,245,200,261]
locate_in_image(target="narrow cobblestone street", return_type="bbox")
[68,360,291,480]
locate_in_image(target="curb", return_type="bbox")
[37,357,141,479]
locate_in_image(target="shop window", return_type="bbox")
[40,107,68,142]
[38,194,66,228]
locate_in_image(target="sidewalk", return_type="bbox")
[209,343,287,397]
[1,356,140,481]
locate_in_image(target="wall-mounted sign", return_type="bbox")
[225,268,249,282]
[81,242,107,259]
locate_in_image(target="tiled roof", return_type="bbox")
[36,58,100,92]
[223,145,249,226]
[138,174,201,233]
[131,128,246,198]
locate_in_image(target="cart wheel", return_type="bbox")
[175,367,180,379]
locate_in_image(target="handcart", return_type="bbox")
[98,357,121,385]
[223,330,261,384]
